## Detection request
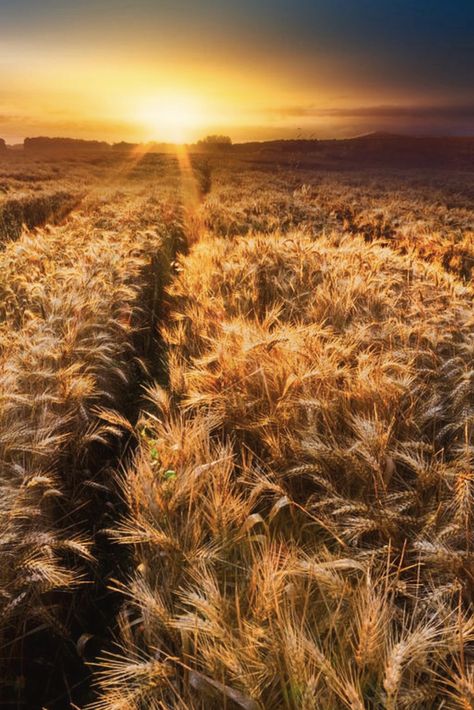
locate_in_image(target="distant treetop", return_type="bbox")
[197,134,232,149]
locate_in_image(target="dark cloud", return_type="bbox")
[272,104,474,119]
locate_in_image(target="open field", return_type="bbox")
[0,143,472,708]
[0,157,104,244]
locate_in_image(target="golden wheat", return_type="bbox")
[93,215,473,708]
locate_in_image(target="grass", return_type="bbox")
[0,149,472,707]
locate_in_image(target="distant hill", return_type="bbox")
[7,133,474,168]
[24,137,111,156]
[0,139,6,154]
[233,133,474,168]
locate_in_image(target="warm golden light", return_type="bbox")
[135,94,208,143]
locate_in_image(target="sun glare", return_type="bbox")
[135,94,206,143]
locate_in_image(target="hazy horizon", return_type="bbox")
[4,124,474,148]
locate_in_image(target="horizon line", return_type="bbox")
[3,130,474,148]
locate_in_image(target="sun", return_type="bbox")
[135,94,206,143]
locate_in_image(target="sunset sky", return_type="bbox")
[1,0,473,143]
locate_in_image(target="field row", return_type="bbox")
[0,167,186,705]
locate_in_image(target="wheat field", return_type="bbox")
[0,148,472,708]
